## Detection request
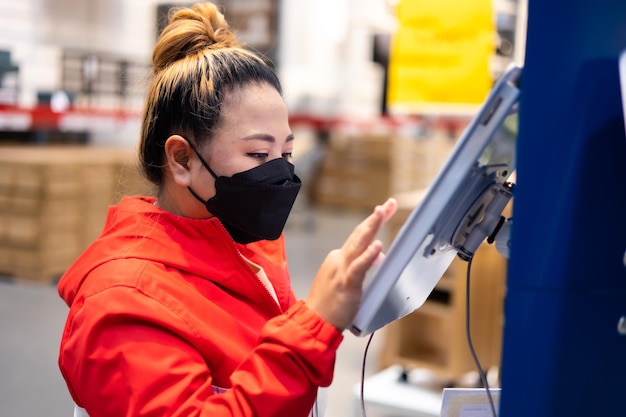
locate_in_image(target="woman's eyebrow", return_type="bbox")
[241,133,295,142]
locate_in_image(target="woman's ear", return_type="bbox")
[164,135,193,186]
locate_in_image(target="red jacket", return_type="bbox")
[58,196,342,417]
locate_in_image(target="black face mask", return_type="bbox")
[187,145,301,244]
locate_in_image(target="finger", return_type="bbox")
[346,240,383,283]
[371,251,385,267]
[380,198,398,222]
[347,198,394,245]
[341,198,397,259]
[341,208,386,260]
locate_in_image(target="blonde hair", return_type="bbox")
[139,2,282,186]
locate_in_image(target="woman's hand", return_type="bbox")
[306,198,398,331]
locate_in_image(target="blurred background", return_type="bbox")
[0,1,527,416]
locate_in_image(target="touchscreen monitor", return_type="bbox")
[350,64,522,337]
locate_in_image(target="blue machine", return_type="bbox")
[500,1,626,416]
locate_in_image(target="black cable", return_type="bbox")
[357,255,497,417]
[359,331,375,417]
[465,256,498,417]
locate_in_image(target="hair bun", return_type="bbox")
[153,2,241,71]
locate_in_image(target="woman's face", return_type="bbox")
[191,82,294,199]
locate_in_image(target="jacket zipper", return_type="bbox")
[217,221,284,315]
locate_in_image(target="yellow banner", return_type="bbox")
[387,0,494,113]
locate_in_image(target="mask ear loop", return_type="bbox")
[187,186,210,207]
[185,138,219,179]
[183,138,218,207]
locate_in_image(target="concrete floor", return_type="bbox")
[0,278,72,417]
[0,202,398,417]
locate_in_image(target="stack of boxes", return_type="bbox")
[312,124,458,210]
[0,146,150,282]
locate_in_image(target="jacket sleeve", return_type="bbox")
[59,287,343,417]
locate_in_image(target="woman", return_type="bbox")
[57,3,397,417]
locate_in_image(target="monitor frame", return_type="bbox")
[350,64,522,337]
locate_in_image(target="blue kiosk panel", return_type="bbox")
[501,1,626,416]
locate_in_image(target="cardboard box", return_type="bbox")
[0,145,150,282]
[312,131,455,210]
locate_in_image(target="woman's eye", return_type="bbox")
[247,152,268,160]
[282,152,293,160]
